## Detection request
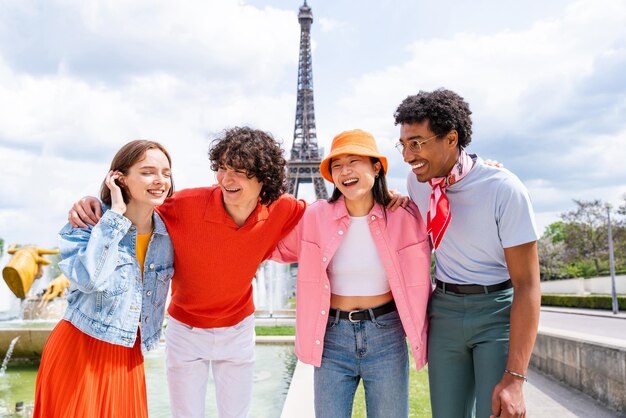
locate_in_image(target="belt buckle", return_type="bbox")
[348,310,360,323]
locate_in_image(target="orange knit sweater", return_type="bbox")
[157,187,305,328]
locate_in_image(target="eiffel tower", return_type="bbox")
[286,0,328,200]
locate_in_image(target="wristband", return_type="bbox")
[504,369,527,382]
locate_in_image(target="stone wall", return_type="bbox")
[541,275,626,295]
[531,327,626,413]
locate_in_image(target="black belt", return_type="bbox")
[435,279,512,295]
[329,300,396,322]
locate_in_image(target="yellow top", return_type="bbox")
[136,232,152,276]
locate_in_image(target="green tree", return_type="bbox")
[542,221,566,243]
[0,237,3,257]
[560,199,608,276]
[538,222,567,280]
[611,194,626,273]
[618,193,626,216]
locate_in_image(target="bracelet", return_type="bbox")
[504,369,528,382]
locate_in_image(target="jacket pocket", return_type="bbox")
[297,241,322,283]
[397,240,432,287]
[153,266,173,308]
[97,279,129,328]
[102,278,130,298]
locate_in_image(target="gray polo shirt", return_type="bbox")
[407,157,539,286]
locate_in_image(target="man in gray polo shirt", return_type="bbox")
[394,88,540,418]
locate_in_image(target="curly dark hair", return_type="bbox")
[394,88,473,149]
[208,126,287,205]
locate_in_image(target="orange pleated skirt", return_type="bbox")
[33,320,148,418]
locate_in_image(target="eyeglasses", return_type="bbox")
[395,134,439,154]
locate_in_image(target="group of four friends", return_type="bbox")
[32,88,540,418]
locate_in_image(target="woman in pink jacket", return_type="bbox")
[272,129,432,418]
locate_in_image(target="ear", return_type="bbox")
[373,161,382,175]
[446,130,459,148]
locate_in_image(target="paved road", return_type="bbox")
[530,307,625,417]
[540,307,626,342]
[282,362,623,418]
[525,368,621,417]
[276,307,626,417]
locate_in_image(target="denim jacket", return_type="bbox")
[59,207,174,353]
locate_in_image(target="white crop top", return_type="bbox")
[327,216,390,296]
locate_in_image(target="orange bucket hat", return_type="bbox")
[319,129,388,183]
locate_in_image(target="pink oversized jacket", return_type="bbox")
[271,197,433,370]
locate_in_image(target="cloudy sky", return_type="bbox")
[0,0,625,248]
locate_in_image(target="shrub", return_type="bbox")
[541,294,626,310]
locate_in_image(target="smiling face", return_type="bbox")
[400,121,460,183]
[330,154,380,214]
[216,164,264,209]
[121,148,172,208]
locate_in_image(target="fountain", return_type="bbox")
[0,244,299,349]
[254,261,296,316]
[0,336,20,376]
[0,334,36,416]
[0,245,67,362]
[0,245,298,417]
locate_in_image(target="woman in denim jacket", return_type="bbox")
[34,140,175,418]
[272,130,432,418]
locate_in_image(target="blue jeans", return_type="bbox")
[314,309,409,418]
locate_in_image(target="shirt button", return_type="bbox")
[315,340,321,345]
[146,290,152,296]
[338,230,344,235]
[149,263,155,270]
[321,310,326,315]
[324,284,329,289]
[322,256,327,262]
[371,215,376,220]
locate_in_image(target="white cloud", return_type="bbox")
[0,146,104,247]
[319,0,626,232]
[1,0,299,82]
[333,0,626,131]
[0,0,625,249]
[0,0,304,248]
[318,17,347,33]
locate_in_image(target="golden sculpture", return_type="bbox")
[2,245,60,299]
[41,274,71,302]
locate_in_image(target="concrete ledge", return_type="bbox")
[255,335,295,345]
[532,326,626,414]
[1,328,296,360]
[0,328,49,361]
[281,361,315,418]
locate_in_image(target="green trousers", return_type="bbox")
[427,286,513,418]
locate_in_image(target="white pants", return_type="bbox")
[165,314,256,418]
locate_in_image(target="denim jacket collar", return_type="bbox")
[152,210,168,235]
[101,203,168,236]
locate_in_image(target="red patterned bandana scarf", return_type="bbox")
[427,150,475,249]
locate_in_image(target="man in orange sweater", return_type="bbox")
[69,127,306,418]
